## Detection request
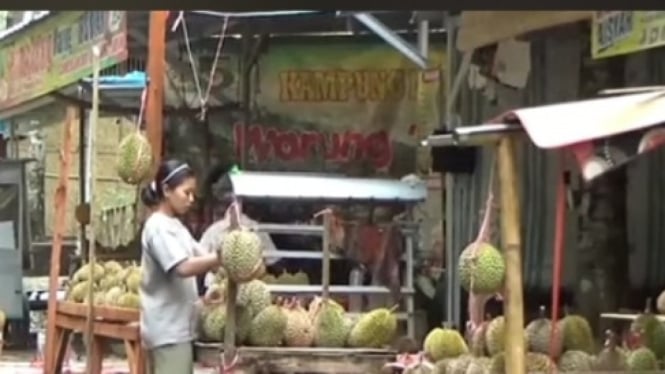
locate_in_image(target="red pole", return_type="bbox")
[145,11,168,168]
[549,153,567,364]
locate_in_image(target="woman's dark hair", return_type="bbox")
[140,159,196,207]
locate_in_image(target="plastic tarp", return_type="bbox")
[456,11,591,52]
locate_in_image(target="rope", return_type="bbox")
[220,352,239,374]
[177,12,230,120]
[135,88,147,131]
[467,155,498,331]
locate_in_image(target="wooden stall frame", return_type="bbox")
[43,11,170,374]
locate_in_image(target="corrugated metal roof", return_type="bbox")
[0,11,51,41]
[229,171,427,203]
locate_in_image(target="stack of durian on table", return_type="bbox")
[199,226,400,349]
[64,260,141,310]
[402,239,665,374]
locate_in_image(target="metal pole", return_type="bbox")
[443,12,458,327]
[417,19,429,57]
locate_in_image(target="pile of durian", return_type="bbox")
[407,302,665,374]
[64,260,141,310]
[201,216,398,348]
[199,276,398,349]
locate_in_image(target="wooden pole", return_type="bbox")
[145,11,168,167]
[44,105,77,373]
[497,135,525,374]
[84,45,102,374]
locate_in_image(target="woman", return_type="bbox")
[140,159,222,374]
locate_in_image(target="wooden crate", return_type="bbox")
[195,342,395,374]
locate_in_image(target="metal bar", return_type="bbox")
[417,19,429,57]
[263,249,409,261]
[405,223,415,338]
[444,12,456,327]
[266,284,415,295]
[191,10,320,18]
[322,213,332,300]
[352,12,427,69]
[257,223,324,235]
[447,51,473,117]
[598,86,665,95]
[421,124,523,147]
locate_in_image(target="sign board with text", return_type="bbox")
[592,11,665,59]
[0,11,128,111]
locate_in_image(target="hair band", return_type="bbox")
[162,163,190,184]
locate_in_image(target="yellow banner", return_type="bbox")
[592,11,665,59]
[0,12,128,111]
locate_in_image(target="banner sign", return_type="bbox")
[0,11,128,111]
[592,11,665,59]
[233,42,445,176]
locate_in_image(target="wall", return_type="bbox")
[449,26,583,291]
[11,102,138,239]
[165,38,445,180]
[624,47,665,290]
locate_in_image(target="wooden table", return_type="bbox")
[50,301,146,374]
[196,343,395,374]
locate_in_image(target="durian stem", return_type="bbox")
[497,136,525,374]
[389,304,400,313]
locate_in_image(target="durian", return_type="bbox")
[202,306,226,342]
[237,279,271,318]
[524,305,562,358]
[457,242,505,295]
[116,131,153,185]
[626,328,659,371]
[248,304,287,346]
[484,316,505,356]
[423,325,469,361]
[283,298,315,347]
[312,298,348,347]
[557,350,593,372]
[221,229,264,283]
[630,298,665,359]
[592,330,628,371]
[558,306,595,353]
[348,305,398,348]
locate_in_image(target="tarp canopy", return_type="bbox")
[424,90,665,181]
[456,11,592,52]
[499,90,665,149]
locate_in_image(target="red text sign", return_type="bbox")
[233,123,394,170]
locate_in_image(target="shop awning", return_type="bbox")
[423,90,665,181]
[456,11,592,52]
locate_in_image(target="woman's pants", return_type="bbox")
[149,342,194,374]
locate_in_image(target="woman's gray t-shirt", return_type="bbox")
[140,211,201,349]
